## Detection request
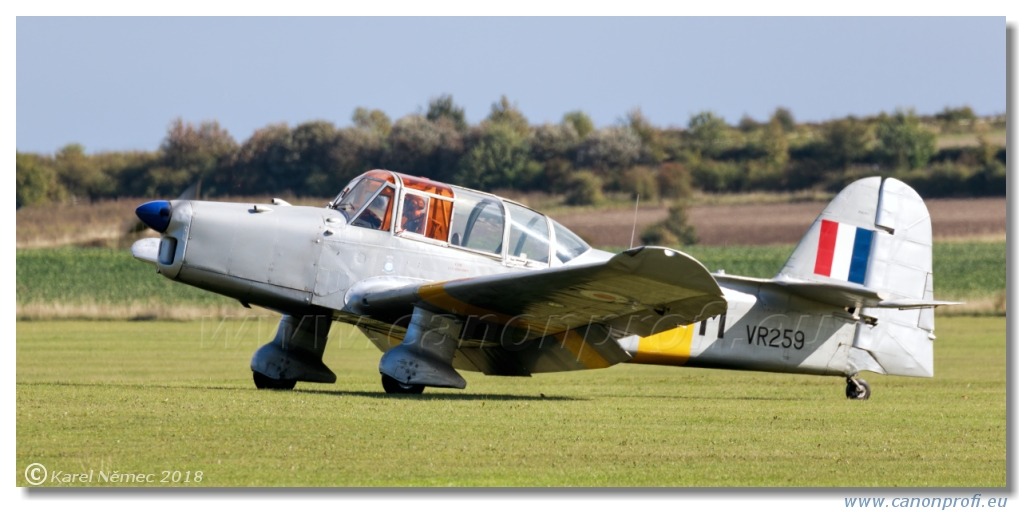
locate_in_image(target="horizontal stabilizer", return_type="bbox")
[876,298,963,309]
[769,277,961,310]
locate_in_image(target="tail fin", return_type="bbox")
[777,177,947,377]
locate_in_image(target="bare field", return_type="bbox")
[16,195,1006,249]
[557,197,1006,247]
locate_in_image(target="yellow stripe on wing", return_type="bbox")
[557,329,611,369]
[418,282,611,369]
[417,282,511,321]
[417,282,552,333]
[417,282,577,333]
[632,324,695,365]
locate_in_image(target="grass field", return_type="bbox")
[16,317,1005,488]
[16,239,1007,319]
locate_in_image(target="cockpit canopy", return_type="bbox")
[330,170,591,266]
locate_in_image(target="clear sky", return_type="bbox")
[15,16,1007,154]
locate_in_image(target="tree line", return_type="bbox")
[15,95,1006,209]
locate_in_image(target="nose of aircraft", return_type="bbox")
[136,200,173,233]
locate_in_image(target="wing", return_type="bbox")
[348,247,727,375]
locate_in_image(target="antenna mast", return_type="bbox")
[629,193,640,249]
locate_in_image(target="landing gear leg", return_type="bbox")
[845,376,871,400]
[379,306,467,394]
[250,313,336,390]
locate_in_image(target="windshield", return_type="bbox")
[332,177,387,221]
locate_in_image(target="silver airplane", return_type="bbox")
[132,171,955,398]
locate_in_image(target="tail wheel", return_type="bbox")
[253,371,297,390]
[845,377,871,400]
[382,374,425,395]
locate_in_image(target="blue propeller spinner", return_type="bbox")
[135,200,172,233]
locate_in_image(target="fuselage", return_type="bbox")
[620,277,856,377]
[133,172,940,395]
[145,198,857,380]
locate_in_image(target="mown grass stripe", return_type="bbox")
[16,317,1007,487]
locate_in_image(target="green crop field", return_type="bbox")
[16,240,1006,319]
[16,317,1005,488]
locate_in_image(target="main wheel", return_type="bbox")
[253,371,297,390]
[381,374,425,395]
[845,377,871,400]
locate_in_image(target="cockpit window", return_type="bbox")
[329,171,593,264]
[450,190,504,254]
[332,175,396,231]
[506,202,550,263]
[399,193,429,235]
[553,220,590,262]
[333,177,384,219]
[353,185,395,230]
